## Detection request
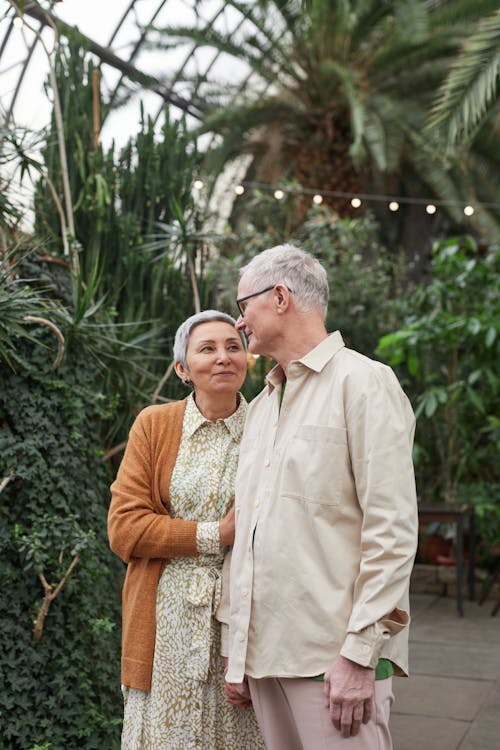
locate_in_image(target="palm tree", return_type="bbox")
[151,0,500,250]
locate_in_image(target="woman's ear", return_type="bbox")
[174,361,189,383]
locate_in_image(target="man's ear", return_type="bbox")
[274,284,292,314]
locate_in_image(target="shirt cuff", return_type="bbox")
[196,521,220,554]
[340,609,410,669]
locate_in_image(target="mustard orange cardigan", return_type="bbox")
[108,398,199,691]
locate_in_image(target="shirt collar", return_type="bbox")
[265,330,345,391]
[184,392,247,441]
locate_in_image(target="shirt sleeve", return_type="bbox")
[196,521,220,554]
[340,367,418,668]
[215,550,232,657]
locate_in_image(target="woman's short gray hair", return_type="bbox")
[173,309,246,367]
[239,244,329,318]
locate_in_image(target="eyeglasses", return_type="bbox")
[236,285,294,317]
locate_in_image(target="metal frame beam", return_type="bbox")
[21,0,203,119]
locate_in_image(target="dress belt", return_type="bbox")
[185,565,222,681]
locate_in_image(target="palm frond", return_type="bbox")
[350,0,394,51]
[429,9,500,144]
[393,0,429,44]
[429,0,500,28]
[364,94,408,171]
[315,58,366,160]
[151,3,302,88]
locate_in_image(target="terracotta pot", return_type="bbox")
[418,534,453,564]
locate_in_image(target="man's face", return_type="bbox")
[236,275,277,356]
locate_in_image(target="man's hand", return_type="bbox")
[224,679,252,709]
[222,656,252,709]
[324,655,375,738]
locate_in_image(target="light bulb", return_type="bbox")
[234,185,245,195]
[389,201,399,212]
[351,197,361,208]
[274,189,284,200]
[13,16,24,28]
[313,194,323,205]
[426,204,437,215]
[193,179,204,190]
[464,205,474,216]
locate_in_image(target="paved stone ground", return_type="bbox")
[390,593,500,750]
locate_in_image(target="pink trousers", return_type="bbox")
[248,676,394,750]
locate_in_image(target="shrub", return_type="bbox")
[377,236,500,502]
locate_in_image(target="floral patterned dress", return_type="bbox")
[121,394,264,750]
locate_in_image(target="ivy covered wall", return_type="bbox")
[0,318,123,749]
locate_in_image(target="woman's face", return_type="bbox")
[178,320,247,397]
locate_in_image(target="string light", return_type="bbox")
[13,16,24,28]
[197,178,487,215]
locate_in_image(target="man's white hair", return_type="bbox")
[240,244,329,318]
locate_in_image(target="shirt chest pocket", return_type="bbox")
[280,424,349,506]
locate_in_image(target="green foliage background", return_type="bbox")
[0,324,123,749]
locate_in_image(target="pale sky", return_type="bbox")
[1,0,252,147]
[0,0,255,226]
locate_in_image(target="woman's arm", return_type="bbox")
[108,411,198,563]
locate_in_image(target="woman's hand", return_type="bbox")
[219,505,236,548]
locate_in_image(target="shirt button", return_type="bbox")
[255,500,260,508]
[264,458,270,467]
[239,632,245,642]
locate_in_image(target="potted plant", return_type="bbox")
[417,520,454,565]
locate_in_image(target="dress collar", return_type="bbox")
[184,392,247,441]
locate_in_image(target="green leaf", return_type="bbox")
[485,326,496,346]
[468,369,482,385]
[407,352,420,376]
[424,391,438,418]
[467,317,482,335]
[467,387,485,414]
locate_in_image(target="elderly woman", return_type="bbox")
[108,310,264,750]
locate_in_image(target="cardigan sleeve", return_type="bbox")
[108,408,198,564]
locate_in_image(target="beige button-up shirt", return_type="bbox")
[225,331,418,683]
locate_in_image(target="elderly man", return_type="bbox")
[224,244,418,749]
